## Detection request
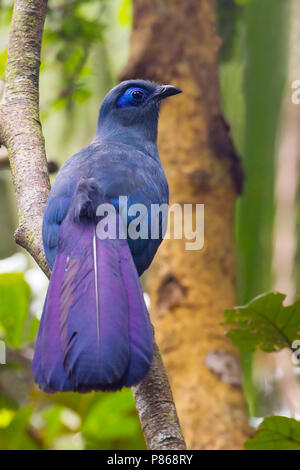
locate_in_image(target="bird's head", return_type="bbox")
[96,80,181,148]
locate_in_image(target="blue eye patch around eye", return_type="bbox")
[117,87,150,108]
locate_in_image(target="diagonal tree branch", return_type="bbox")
[132,342,186,449]
[0,0,186,451]
[0,0,50,276]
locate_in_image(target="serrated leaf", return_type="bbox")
[223,292,300,352]
[245,416,300,450]
[0,273,31,348]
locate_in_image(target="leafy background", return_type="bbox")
[0,268,146,450]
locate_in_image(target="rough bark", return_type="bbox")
[0,0,50,276]
[132,343,186,450]
[0,0,186,451]
[121,0,250,449]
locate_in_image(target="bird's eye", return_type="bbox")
[117,86,149,108]
[132,90,144,101]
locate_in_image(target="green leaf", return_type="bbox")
[0,406,38,450]
[223,292,300,352]
[0,408,15,428]
[245,416,300,450]
[0,273,31,348]
[42,406,64,448]
[82,390,139,441]
[0,394,18,411]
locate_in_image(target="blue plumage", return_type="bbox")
[33,80,181,392]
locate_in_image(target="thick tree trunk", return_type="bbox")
[122,0,249,449]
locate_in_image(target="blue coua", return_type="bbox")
[33,80,181,392]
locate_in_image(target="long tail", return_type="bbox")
[33,179,153,392]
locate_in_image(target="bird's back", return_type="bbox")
[43,141,169,274]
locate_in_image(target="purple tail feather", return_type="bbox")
[33,207,153,392]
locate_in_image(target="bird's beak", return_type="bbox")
[151,85,182,101]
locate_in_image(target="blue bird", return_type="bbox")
[33,80,181,392]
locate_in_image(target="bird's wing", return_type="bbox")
[43,194,72,269]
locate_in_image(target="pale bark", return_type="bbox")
[0,0,50,276]
[0,0,185,451]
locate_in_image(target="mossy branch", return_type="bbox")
[0,0,186,451]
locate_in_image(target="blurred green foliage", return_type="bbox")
[219,0,290,303]
[0,0,107,112]
[237,0,290,302]
[0,273,37,348]
[218,0,291,419]
[0,0,131,120]
[0,273,145,450]
[43,0,107,114]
